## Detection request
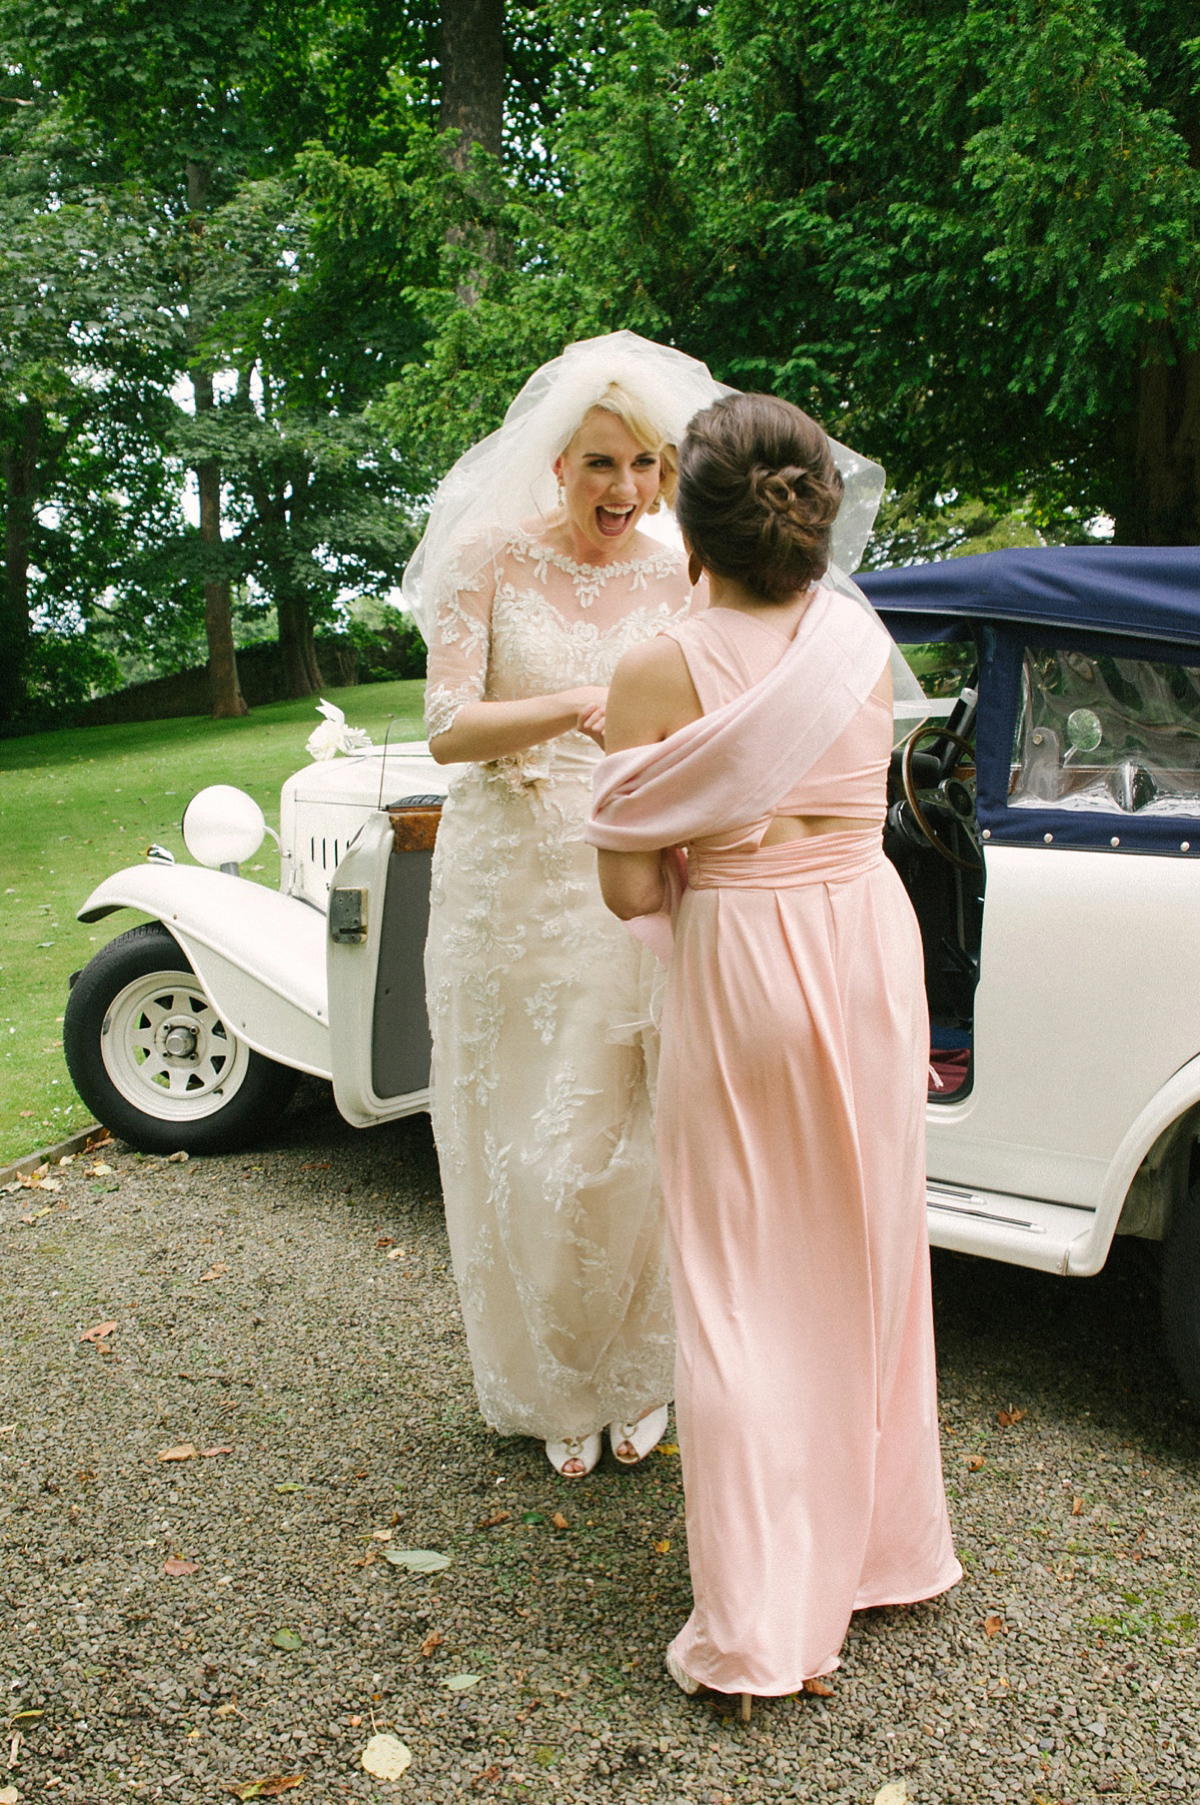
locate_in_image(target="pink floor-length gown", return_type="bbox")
[654,607,960,1696]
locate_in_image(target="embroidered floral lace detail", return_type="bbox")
[423,527,689,1438]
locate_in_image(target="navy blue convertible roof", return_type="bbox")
[858,545,1200,645]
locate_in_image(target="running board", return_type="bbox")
[926,1181,1094,1274]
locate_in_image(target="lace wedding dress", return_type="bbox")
[424,528,690,1439]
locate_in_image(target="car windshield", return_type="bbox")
[1010,647,1200,817]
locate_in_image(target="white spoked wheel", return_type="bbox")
[102,969,252,1121]
[64,923,300,1154]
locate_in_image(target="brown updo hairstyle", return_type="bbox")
[676,393,843,602]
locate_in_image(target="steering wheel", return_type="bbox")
[899,725,983,871]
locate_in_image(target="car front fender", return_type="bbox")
[1068,1051,1200,1276]
[77,866,331,1079]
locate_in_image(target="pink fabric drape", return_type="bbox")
[586,586,890,957]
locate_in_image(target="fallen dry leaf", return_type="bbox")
[996,1406,1027,1427]
[476,1510,511,1530]
[201,1446,233,1459]
[227,1777,304,1800]
[376,1235,394,1249]
[802,1677,834,1697]
[873,1785,907,1805]
[551,1512,569,1530]
[1072,1496,1084,1516]
[198,1263,228,1283]
[361,1733,411,1780]
[370,1528,393,1542]
[471,1766,501,1788]
[157,1444,198,1463]
[984,1613,1005,1638]
[653,1538,670,1554]
[656,1442,680,1457]
[86,1161,113,1177]
[80,1320,117,1343]
[966,1455,985,1472]
[163,1557,199,1577]
[385,1246,406,1261]
[419,1628,444,1658]
[167,1150,189,1163]
[213,1701,243,1720]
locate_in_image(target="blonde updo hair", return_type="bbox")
[677,393,843,599]
[575,381,679,512]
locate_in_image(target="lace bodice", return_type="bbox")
[424,528,693,744]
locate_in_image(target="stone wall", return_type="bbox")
[76,635,363,728]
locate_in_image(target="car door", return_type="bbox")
[326,798,444,1127]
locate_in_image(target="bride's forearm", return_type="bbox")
[429,692,602,765]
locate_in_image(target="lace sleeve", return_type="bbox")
[423,542,498,743]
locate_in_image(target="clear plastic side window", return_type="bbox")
[1010,647,1200,816]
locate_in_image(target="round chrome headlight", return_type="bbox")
[181,785,266,870]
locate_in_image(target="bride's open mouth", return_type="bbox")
[596,504,636,537]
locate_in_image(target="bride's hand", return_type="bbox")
[560,685,608,746]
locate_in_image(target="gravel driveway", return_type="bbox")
[4,1082,1199,1804]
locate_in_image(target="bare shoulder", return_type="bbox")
[606,633,701,751]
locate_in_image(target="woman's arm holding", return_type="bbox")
[429,688,606,765]
[595,636,701,920]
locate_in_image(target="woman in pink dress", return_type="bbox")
[588,393,960,1713]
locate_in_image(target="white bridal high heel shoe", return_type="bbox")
[665,1650,753,1722]
[544,1431,602,1479]
[607,1402,670,1466]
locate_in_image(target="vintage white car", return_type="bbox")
[64,544,1200,1398]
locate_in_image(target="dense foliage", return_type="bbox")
[0,0,1196,728]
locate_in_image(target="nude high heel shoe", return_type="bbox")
[665,1650,752,1722]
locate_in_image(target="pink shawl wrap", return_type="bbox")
[585,585,892,960]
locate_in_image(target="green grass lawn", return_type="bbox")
[0,680,425,1166]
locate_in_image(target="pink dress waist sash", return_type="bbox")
[687,828,884,890]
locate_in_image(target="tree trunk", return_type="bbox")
[277,591,325,699]
[440,0,505,169]
[1123,334,1200,545]
[0,402,41,725]
[185,160,248,719]
[440,0,505,305]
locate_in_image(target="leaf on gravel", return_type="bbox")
[158,1444,198,1463]
[86,1162,113,1177]
[201,1446,233,1459]
[996,1406,1027,1427]
[443,1674,480,1691]
[385,1246,406,1260]
[521,1511,545,1526]
[873,1785,907,1805]
[80,1320,118,1343]
[9,1710,43,1728]
[271,1629,303,1650]
[227,1777,304,1800]
[551,1512,569,1530]
[163,1557,199,1577]
[362,1733,412,1780]
[653,1539,670,1554]
[802,1678,834,1697]
[1072,1496,1084,1515]
[376,1236,394,1248]
[476,1510,511,1530]
[198,1263,228,1282]
[984,1614,1005,1638]
[966,1455,985,1471]
[656,1443,679,1457]
[383,1547,451,1573]
[274,1482,305,1494]
[419,1629,444,1658]
[370,1528,393,1542]
[167,1150,189,1163]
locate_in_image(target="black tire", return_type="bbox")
[1162,1176,1200,1403]
[63,921,300,1155]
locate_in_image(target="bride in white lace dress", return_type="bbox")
[405,334,726,1477]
